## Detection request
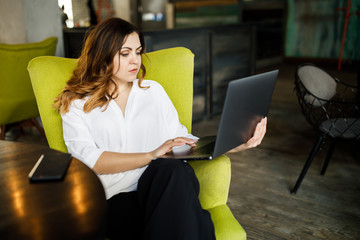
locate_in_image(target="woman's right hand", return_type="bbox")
[150,137,197,159]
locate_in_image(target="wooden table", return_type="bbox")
[0,140,107,239]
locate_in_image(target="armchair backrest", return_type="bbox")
[0,37,57,124]
[28,47,194,152]
[296,63,337,107]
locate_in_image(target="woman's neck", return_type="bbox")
[109,80,133,96]
[117,82,133,94]
[113,81,133,117]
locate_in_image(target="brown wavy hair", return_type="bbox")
[54,18,147,114]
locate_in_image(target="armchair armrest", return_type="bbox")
[189,155,231,210]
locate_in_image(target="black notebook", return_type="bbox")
[28,152,72,182]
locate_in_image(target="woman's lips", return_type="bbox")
[129,68,138,74]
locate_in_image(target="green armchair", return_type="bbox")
[0,37,57,139]
[27,47,246,240]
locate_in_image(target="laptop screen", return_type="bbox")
[213,70,278,158]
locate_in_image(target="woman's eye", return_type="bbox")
[120,53,129,57]
[136,51,141,55]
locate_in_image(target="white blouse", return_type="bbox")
[61,79,194,199]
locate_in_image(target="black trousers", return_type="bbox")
[106,159,215,240]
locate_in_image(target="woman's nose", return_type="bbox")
[130,52,140,64]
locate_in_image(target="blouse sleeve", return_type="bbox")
[61,103,104,169]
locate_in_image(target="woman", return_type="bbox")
[54,18,266,240]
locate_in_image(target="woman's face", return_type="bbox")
[112,32,142,85]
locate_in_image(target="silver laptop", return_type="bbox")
[162,70,279,160]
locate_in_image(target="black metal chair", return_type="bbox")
[291,63,360,194]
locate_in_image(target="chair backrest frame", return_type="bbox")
[294,63,360,139]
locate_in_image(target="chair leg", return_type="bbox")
[0,125,5,140]
[30,118,46,139]
[291,135,325,194]
[321,139,336,175]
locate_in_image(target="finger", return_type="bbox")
[258,117,267,142]
[263,116,268,125]
[255,118,267,140]
[175,137,198,143]
[172,137,197,146]
[165,139,190,150]
[162,139,183,154]
[252,121,263,140]
[171,139,187,146]
[248,128,264,147]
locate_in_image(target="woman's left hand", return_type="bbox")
[227,117,267,153]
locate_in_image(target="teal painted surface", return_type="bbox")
[286,0,360,60]
[175,4,240,28]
